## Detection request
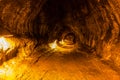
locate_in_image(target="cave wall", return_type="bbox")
[0,0,120,79]
[0,0,120,63]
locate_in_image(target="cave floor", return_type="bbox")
[0,38,120,80]
[1,53,119,80]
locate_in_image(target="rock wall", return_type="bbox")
[0,0,120,80]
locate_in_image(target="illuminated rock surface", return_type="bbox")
[0,0,120,80]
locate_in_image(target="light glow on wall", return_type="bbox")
[0,37,10,51]
[49,40,76,52]
[49,40,57,49]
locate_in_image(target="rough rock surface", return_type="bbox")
[0,0,120,80]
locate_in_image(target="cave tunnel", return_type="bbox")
[0,0,120,80]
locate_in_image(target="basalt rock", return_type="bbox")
[0,0,120,80]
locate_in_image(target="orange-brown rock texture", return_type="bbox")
[0,0,120,80]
